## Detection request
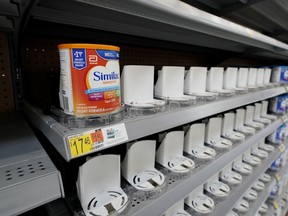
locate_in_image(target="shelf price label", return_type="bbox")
[273,200,279,209]
[275,173,281,181]
[278,143,285,152]
[67,123,128,158]
[281,114,288,123]
[68,134,94,157]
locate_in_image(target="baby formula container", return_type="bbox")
[58,44,121,116]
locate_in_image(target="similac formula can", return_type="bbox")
[58,44,121,116]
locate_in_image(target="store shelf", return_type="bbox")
[24,87,285,161]
[282,203,288,216]
[248,181,273,216]
[212,146,283,216]
[30,0,288,57]
[0,113,64,216]
[125,118,282,216]
[0,0,19,16]
[0,0,19,32]
[0,16,14,31]
[267,205,275,216]
[248,157,288,216]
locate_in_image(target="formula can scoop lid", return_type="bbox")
[58,43,120,51]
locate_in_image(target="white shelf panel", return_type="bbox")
[24,87,285,161]
[30,0,288,57]
[282,204,288,216]
[267,206,275,216]
[0,113,64,216]
[239,151,288,216]
[127,118,282,216]
[211,145,283,216]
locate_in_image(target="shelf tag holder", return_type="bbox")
[67,123,128,158]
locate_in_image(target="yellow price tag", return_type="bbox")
[278,144,285,152]
[68,134,93,157]
[275,173,281,181]
[281,115,288,123]
[273,201,279,209]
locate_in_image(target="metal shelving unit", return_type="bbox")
[201,146,281,216]
[0,0,18,31]
[282,204,288,216]
[24,87,286,161]
[124,118,283,216]
[29,0,288,59]
[0,113,64,216]
[234,148,288,216]
[2,0,288,215]
[267,205,275,216]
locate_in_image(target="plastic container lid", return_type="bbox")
[58,43,120,51]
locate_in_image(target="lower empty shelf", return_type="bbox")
[0,113,64,216]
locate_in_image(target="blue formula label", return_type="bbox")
[96,50,119,60]
[72,48,87,70]
[276,95,287,113]
[280,66,288,82]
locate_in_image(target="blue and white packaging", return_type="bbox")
[271,66,288,83]
[270,155,283,171]
[267,124,286,143]
[269,182,279,199]
[269,95,287,114]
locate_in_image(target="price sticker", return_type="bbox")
[273,200,279,209]
[68,133,94,157]
[67,123,128,158]
[278,143,285,152]
[281,114,288,123]
[275,173,281,181]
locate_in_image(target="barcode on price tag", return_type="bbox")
[67,123,128,158]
